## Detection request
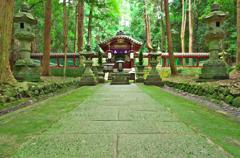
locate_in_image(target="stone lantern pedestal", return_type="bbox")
[199,3,229,80]
[144,52,163,86]
[13,2,40,82]
[97,66,105,83]
[136,65,145,83]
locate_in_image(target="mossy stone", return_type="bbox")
[232,97,240,108]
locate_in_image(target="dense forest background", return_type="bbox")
[13,0,237,58]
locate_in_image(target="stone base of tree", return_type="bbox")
[199,60,229,80]
[13,63,40,82]
[111,72,130,85]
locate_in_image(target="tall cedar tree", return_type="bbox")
[188,0,193,65]
[164,0,177,75]
[78,0,84,52]
[144,0,153,51]
[160,0,166,51]
[87,1,94,46]
[237,0,240,64]
[63,0,68,78]
[181,0,186,53]
[78,0,84,65]
[0,0,15,83]
[42,0,52,76]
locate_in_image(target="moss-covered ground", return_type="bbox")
[140,85,240,157]
[0,86,99,158]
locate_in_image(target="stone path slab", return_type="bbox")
[14,84,229,158]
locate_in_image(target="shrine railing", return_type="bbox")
[31,52,209,68]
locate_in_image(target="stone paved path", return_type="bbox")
[14,84,229,158]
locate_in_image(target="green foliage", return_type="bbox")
[50,67,84,77]
[13,0,237,61]
[236,64,240,71]
[177,68,201,77]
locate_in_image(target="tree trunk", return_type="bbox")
[164,0,177,75]
[42,0,52,76]
[63,0,68,78]
[77,0,84,52]
[87,1,94,46]
[237,0,240,64]
[160,0,165,52]
[144,0,153,51]
[0,0,16,83]
[74,5,78,54]
[181,0,186,53]
[189,0,193,65]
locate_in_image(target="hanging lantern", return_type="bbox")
[108,52,112,59]
[130,51,134,59]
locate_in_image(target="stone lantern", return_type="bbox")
[199,3,229,80]
[79,45,97,86]
[13,2,40,82]
[144,46,163,86]
[111,59,130,85]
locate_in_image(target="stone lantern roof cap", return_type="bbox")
[204,3,228,22]
[116,60,125,63]
[14,3,37,25]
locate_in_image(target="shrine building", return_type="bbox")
[99,31,142,70]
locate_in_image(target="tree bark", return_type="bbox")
[74,5,78,54]
[160,0,165,51]
[63,0,68,78]
[0,0,16,83]
[188,0,193,65]
[181,0,186,53]
[87,1,94,46]
[144,0,153,51]
[164,0,177,75]
[77,0,84,52]
[237,0,240,64]
[42,0,52,76]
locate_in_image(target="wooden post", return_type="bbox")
[196,58,200,67]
